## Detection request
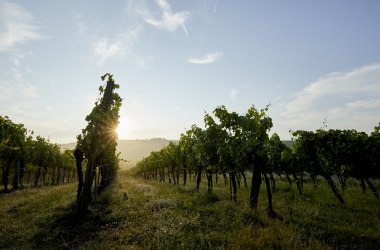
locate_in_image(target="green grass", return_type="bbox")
[0,174,379,249]
[0,184,77,249]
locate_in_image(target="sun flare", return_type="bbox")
[116,116,132,139]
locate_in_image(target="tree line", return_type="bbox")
[0,116,76,192]
[132,105,380,218]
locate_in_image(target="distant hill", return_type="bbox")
[60,138,172,169]
[117,138,173,168]
[60,142,76,151]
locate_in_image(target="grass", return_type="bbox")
[0,173,379,249]
[0,184,77,249]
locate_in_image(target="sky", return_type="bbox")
[1,0,380,143]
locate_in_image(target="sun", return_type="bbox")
[116,116,132,139]
[116,126,122,138]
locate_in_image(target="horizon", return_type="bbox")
[1,0,380,144]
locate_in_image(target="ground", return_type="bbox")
[0,172,379,249]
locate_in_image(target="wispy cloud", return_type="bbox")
[139,0,190,36]
[284,64,380,116]
[134,54,155,69]
[92,38,123,66]
[87,0,190,66]
[279,64,380,134]
[71,11,87,36]
[91,25,141,66]
[0,1,41,101]
[345,99,380,109]
[188,52,223,64]
[0,66,39,101]
[0,0,41,52]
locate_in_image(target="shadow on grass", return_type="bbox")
[1,183,77,195]
[301,222,380,250]
[0,189,12,195]
[31,197,115,249]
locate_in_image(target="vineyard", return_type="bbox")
[0,116,77,191]
[1,74,380,249]
[0,74,121,215]
[132,106,380,216]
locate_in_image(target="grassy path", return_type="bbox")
[0,174,379,249]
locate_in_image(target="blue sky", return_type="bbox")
[1,0,380,143]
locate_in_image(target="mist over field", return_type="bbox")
[61,138,173,168]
